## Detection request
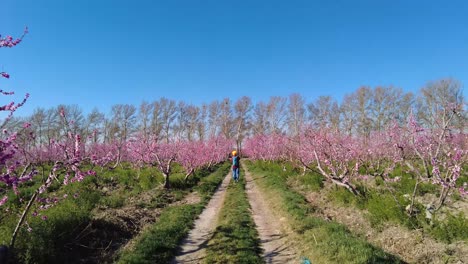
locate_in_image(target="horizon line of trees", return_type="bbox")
[5,78,466,153]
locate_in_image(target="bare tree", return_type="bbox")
[354,87,373,139]
[150,100,163,139]
[307,95,340,130]
[287,93,305,136]
[45,108,60,146]
[85,108,105,143]
[368,86,402,131]
[417,78,465,131]
[185,104,201,141]
[219,98,234,139]
[234,96,252,155]
[174,101,200,141]
[109,104,137,166]
[29,108,47,146]
[398,92,415,125]
[340,94,358,136]
[160,98,177,143]
[138,101,153,140]
[252,101,268,135]
[196,104,208,141]
[59,105,85,137]
[207,100,223,138]
[266,96,288,134]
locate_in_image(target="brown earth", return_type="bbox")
[303,189,468,264]
[244,168,299,264]
[171,173,231,264]
[64,188,167,263]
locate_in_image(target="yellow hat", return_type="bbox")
[232,150,237,156]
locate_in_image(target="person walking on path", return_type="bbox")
[230,150,240,182]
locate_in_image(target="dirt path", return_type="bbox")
[244,168,298,264]
[172,173,231,264]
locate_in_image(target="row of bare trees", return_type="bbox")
[7,78,466,153]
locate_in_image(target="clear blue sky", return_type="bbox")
[2,0,467,116]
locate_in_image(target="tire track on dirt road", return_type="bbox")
[244,167,299,264]
[171,173,231,264]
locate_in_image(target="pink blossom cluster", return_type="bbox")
[0,129,37,206]
[127,134,233,181]
[0,27,27,48]
[244,133,289,161]
[88,142,120,167]
[243,115,466,198]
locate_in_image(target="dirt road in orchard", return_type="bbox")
[172,173,231,263]
[244,168,299,264]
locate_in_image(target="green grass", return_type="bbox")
[116,162,231,263]
[288,171,325,192]
[0,162,229,263]
[204,169,264,264]
[246,160,404,264]
[327,186,417,229]
[117,205,204,264]
[9,187,101,264]
[327,174,468,242]
[430,213,468,243]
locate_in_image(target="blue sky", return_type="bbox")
[1,0,467,116]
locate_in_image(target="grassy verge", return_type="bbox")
[117,162,231,263]
[0,163,229,263]
[203,168,264,264]
[246,160,404,264]
[327,174,468,243]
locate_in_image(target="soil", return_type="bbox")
[64,188,167,263]
[304,189,468,264]
[173,168,300,264]
[171,173,232,263]
[244,169,299,264]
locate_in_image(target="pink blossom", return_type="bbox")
[0,196,8,206]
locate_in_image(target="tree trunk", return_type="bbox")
[163,173,170,189]
[11,189,39,249]
[184,169,194,182]
[330,177,361,196]
[408,180,420,215]
[435,186,449,211]
[0,245,8,264]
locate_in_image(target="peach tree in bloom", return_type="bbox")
[128,134,233,187]
[243,133,289,162]
[127,134,178,188]
[0,28,33,207]
[390,114,467,214]
[0,30,96,251]
[204,136,234,169]
[177,140,209,181]
[297,127,363,195]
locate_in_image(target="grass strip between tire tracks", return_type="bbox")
[203,167,264,264]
